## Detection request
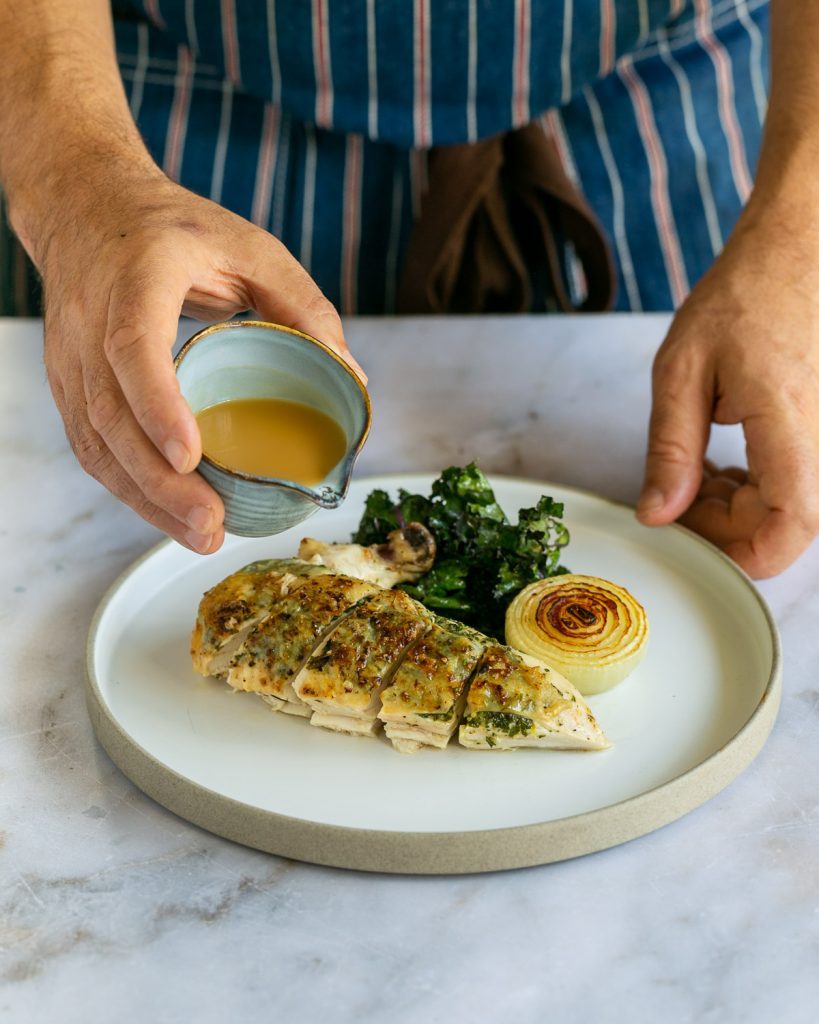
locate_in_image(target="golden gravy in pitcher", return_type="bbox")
[196,397,346,484]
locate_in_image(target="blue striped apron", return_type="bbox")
[0,2,770,315]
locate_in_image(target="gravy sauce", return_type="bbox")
[196,397,346,483]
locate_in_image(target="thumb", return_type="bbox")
[637,352,712,525]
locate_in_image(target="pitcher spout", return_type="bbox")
[310,484,346,510]
[310,450,360,509]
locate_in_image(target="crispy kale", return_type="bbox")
[352,463,570,638]
[351,488,433,545]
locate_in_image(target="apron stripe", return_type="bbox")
[129,21,150,123]
[600,0,616,77]
[220,0,242,85]
[694,0,753,202]
[619,55,689,306]
[266,0,282,108]
[413,0,432,147]
[251,103,279,229]
[637,0,650,40]
[583,86,642,311]
[209,80,234,203]
[466,0,478,142]
[144,1,167,32]
[560,0,574,104]
[736,1,767,127]
[313,0,334,128]
[341,135,364,314]
[366,0,379,138]
[657,32,722,258]
[301,124,317,274]
[163,45,194,181]
[184,0,200,55]
[542,108,580,186]
[512,0,531,126]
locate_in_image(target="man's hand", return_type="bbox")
[637,0,819,578]
[0,1,363,554]
[636,204,819,577]
[37,167,364,555]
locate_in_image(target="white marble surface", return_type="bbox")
[1,315,817,1023]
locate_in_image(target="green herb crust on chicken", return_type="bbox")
[192,559,609,753]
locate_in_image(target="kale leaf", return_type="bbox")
[352,463,570,639]
[401,560,472,612]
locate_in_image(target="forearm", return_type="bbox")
[749,1,819,214]
[0,0,155,267]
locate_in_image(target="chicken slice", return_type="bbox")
[459,644,610,751]
[225,574,382,714]
[379,618,486,752]
[190,558,331,676]
[297,522,435,588]
[294,590,433,735]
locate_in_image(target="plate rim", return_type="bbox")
[84,473,783,874]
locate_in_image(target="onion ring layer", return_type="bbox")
[505,574,648,694]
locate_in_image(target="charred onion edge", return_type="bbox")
[505,574,648,695]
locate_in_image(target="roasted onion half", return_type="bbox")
[505,575,648,695]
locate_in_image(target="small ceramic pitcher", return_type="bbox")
[175,320,371,537]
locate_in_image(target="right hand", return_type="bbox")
[26,164,365,554]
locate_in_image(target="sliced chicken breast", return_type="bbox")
[379,618,486,752]
[459,644,610,751]
[226,574,381,713]
[190,558,330,676]
[294,590,432,735]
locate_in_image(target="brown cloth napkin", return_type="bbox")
[397,122,616,314]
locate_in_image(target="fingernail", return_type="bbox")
[165,439,192,474]
[187,505,213,533]
[184,529,213,553]
[637,488,665,516]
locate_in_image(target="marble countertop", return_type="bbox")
[1,315,817,1023]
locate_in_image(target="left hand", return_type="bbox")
[635,202,819,578]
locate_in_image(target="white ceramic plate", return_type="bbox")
[86,475,781,874]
